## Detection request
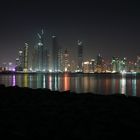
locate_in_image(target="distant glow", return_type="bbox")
[23,69,28,72]
[65,67,67,72]
[43,75,46,88]
[132,72,137,74]
[106,70,111,73]
[12,68,15,72]
[49,69,52,72]
[23,74,28,87]
[75,69,81,72]
[12,75,16,86]
[48,75,52,90]
[132,78,136,96]
[112,71,116,73]
[64,74,70,91]
[83,61,90,65]
[19,51,23,54]
[38,42,43,46]
[9,62,12,65]
[121,70,126,74]
[121,77,126,94]
[29,68,33,71]
[43,69,46,72]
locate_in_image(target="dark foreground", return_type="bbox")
[0,85,140,138]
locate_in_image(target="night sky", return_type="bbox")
[0,0,140,65]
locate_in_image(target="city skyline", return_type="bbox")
[0,0,140,64]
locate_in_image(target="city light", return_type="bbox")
[0,30,140,74]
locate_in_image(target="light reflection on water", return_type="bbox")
[132,78,136,96]
[0,74,140,97]
[12,75,16,86]
[120,77,126,94]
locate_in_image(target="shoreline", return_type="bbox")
[0,71,139,76]
[0,86,140,137]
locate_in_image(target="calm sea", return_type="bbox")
[0,73,140,96]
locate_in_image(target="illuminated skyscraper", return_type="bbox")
[77,40,83,72]
[112,57,127,73]
[90,59,95,72]
[96,54,102,65]
[96,54,103,73]
[111,57,120,72]
[15,46,28,72]
[136,56,140,72]
[23,43,29,72]
[58,47,63,72]
[52,36,61,72]
[120,57,127,72]
[15,49,24,71]
[33,30,48,72]
[63,49,70,72]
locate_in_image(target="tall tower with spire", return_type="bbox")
[33,29,48,72]
[23,43,29,72]
[77,40,83,72]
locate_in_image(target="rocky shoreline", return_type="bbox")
[0,85,140,138]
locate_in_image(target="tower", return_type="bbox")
[63,49,70,72]
[33,29,48,72]
[52,36,60,72]
[111,57,119,72]
[77,40,83,72]
[96,54,103,73]
[136,56,140,72]
[23,43,29,72]
[18,49,23,71]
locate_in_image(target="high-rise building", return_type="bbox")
[120,57,127,72]
[58,47,63,72]
[96,54,103,73]
[19,49,23,68]
[70,60,76,72]
[15,45,29,72]
[136,56,140,72]
[111,57,127,73]
[33,30,48,72]
[15,49,24,71]
[63,49,70,72]
[111,57,120,72]
[52,36,61,72]
[77,40,83,72]
[83,61,90,73]
[82,59,96,73]
[23,43,29,72]
[90,59,95,72]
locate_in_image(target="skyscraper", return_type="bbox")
[111,57,119,72]
[33,30,48,72]
[15,45,29,72]
[52,36,60,72]
[77,40,83,72]
[96,54,103,73]
[15,49,24,71]
[63,49,70,72]
[136,56,140,72]
[23,43,29,72]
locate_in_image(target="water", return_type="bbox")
[0,73,140,96]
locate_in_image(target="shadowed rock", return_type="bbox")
[0,85,140,138]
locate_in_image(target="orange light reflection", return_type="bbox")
[64,74,70,91]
